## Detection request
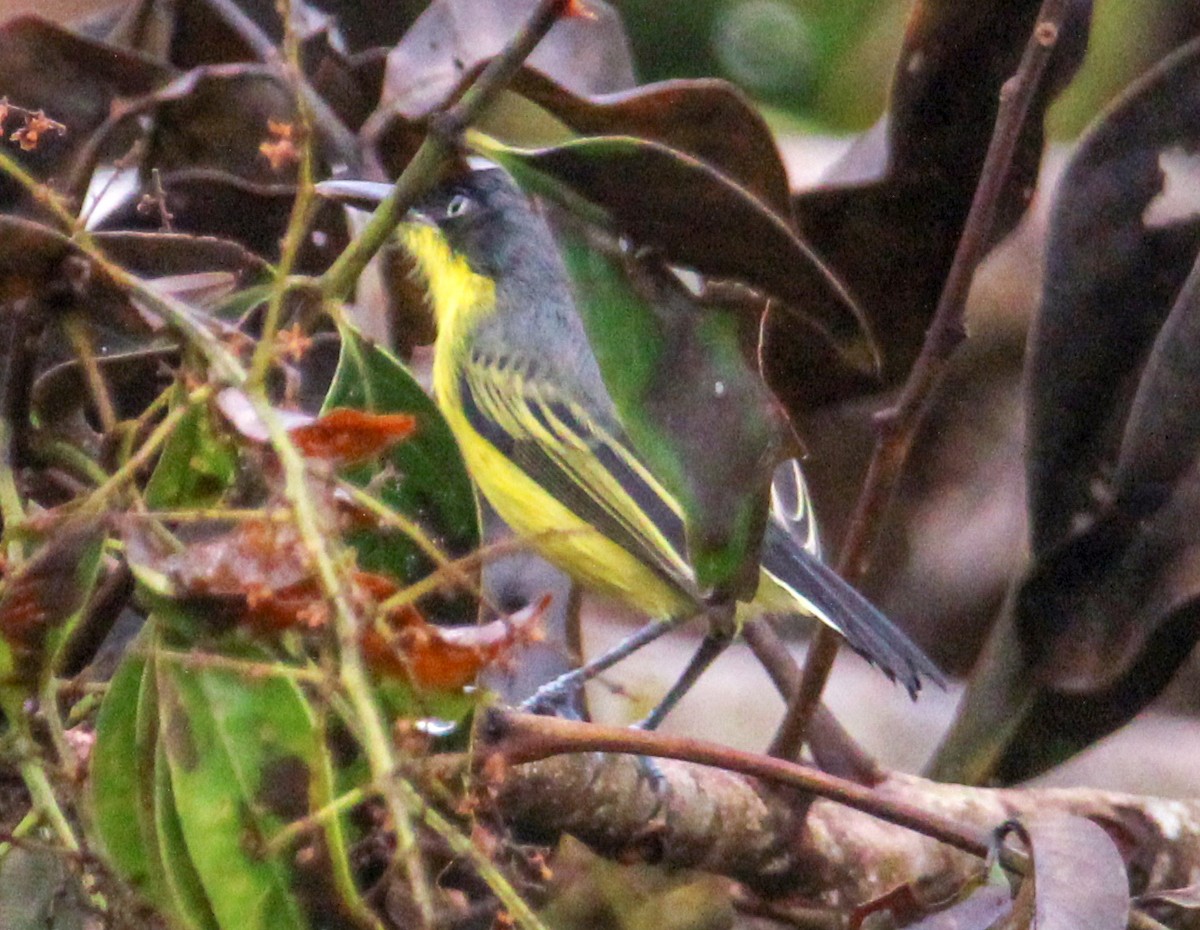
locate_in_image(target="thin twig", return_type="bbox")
[772,0,1071,752]
[63,315,118,435]
[742,620,882,783]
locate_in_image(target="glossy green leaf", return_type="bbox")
[144,396,238,510]
[154,647,372,930]
[325,325,480,614]
[154,734,221,930]
[91,651,157,897]
[92,630,218,930]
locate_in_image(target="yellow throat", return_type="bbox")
[401,223,495,353]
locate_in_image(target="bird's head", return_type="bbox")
[404,168,535,280]
[316,167,547,327]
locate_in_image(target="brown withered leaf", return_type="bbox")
[95,170,349,271]
[377,66,792,220]
[1026,37,1200,555]
[0,216,147,331]
[123,515,323,634]
[0,516,107,690]
[934,34,1200,788]
[289,408,418,466]
[95,230,271,284]
[123,513,544,691]
[214,390,417,465]
[145,68,300,182]
[363,595,547,692]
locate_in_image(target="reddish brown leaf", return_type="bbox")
[563,0,596,19]
[289,407,418,465]
[363,596,548,691]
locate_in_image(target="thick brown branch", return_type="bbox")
[484,730,1200,922]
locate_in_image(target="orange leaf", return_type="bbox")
[563,0,596,19]
[289,408,417,465]
[364,596,548,691]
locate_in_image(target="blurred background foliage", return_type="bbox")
[14,0,1194,139]
[614,0,1197,138]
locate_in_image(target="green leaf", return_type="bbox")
[91,651,157,896]
[155,652,311,930]
[325,325,480,614]
[91,632,219,930]
[154,647,372,930]
[144,395,238,510]
[153,734,221,930]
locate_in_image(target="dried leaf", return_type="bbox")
[364,595,547,691]
[289,407,417,465]
[765,0,1092,412]
[380,0,633,121]
[1026,36,1200,554]
[1135,882,1200,910]
[1009,814,1129,930]
[898,886,1011,930]
[0,517,107,695]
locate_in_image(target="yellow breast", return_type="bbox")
[402,222,690,618]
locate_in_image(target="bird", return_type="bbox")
[324,167,942,724]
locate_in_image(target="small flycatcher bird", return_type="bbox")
[326,167,941,722]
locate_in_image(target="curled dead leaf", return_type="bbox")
[363,595,548,691]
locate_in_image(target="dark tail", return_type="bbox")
[760,521,945,697]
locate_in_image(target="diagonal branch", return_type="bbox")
[772,0,1074,755]
[319,0,573,300]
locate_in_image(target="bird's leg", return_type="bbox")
[635,601,736,730]
[634,629,731,730]
[519,616,677,715]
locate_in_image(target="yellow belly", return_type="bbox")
[442,391,693,619]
